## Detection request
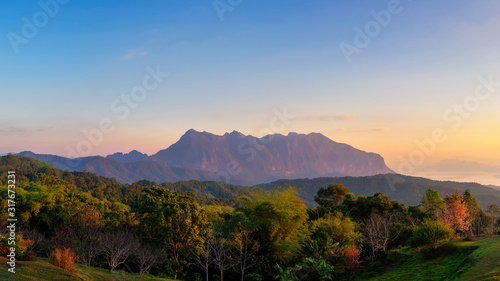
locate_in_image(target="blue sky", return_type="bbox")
[1,0,500,184]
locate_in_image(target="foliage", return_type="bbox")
[315,183,350,208]
[421,189,444,219]
[0,234,33,257]
[50,247,78,273]
[133,187,207,279]
[408,220,454,249]
[273,264,298,281]
[246,187,309,262]
[338,244,362,271]
[310,212,363,248]
[439,192,471,234]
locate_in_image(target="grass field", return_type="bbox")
[356,235,500,281]
[0,257,175,281]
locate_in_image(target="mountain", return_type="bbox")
[15,130,394,185]
[106,150,148,162]
[16,151,213,184]
[149,129,394,185]
[255,174,500,209]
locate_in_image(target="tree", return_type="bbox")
[100,228,139,272]
[190,225,214,281]
[131,243,164,275]
[75,226,102,266]
[439,192,471,235]
[73,207,104,266]
[310,212,362,250]
[462,190,481,237]
[230,223,260,281]
[362,213,397,256]
[487,204,500,234]
[347,193,407,221]
[315,183,349,208]
[212,233,234,281]
[133,187,207,279]
[421,189,443,219]
[239,187,309,280]
[248,187,309,262]
[409,220,454,250]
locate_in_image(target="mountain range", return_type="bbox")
[17,129,393,185]
[3,155,500,211]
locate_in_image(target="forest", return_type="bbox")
[1,155,500,281]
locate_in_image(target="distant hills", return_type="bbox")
[17,129,394,185]
[106,150,148,162]
[16,151,213,184]
[3,155,500,211]
[255,174,500,209]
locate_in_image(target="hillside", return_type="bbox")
[256,174,500,209]
[357,235,500,281]
[16,151,214,184]
[0,257,174,281]
[0,155,249,206]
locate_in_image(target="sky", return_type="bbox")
[1,0,500,185]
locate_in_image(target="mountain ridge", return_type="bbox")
[16,129,394,185]
[149,129,394,185]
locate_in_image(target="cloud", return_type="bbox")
[0,126,53,133]
[332,127,388,133]
[305,114,358,121]
[0,127,24,133]
[370,128,389,132]
[120,49,147,60]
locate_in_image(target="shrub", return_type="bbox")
[0,234,33,257]
[409,220,454,250]
[50,247,78,272]
[338,244,362,271]
[20,250,37,261]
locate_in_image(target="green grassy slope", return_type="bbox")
[357,235,500,281]
[0,257,174,281]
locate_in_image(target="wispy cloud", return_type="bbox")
[305,114,358,121]
[121,49,147,60]
[0,125,53,133]
[332,127,388,133]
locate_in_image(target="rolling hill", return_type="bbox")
[255,174,500,209]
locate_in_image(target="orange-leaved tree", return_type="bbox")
[438,191,471,235]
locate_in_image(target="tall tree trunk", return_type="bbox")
[206,260,209,281]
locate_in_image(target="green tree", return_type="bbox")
[133,187,207,279]
[421,189,444,219]
[315,183,350,208]
[309,212,362,250]
[240,187,309,279]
